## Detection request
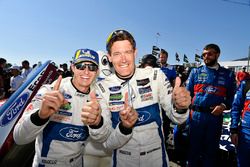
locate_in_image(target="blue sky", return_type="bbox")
[0,0,250,67]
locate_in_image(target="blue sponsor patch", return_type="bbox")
[138,86,152,94]
[0,93,29,126]
[136,78,150,86]
[109,86,121,92]
[63,93,72,99]
[58,110,72,116]
[205,86,218,93]
[136,111,151,125]
[59,127,87,141]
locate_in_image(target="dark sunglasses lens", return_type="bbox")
[88,64,98,71]
[75,63,97,71]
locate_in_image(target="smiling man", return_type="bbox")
[13,49,108,167]
[86,29,191,167]
[186,44,237,167]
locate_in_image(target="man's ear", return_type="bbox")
[107,53,112,63]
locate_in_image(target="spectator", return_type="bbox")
[13,49,107,167]
[230,78,250,167]
[61,63,72,78]
[85,29,191,167]
[8,65,24,94]
[159,49,176,87]
[236,66,250,86]
[0,58,7,99]
[186,43,236,167]
[139,54,159,68]
[21,60,32,79]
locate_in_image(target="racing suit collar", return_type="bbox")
[70,78,90,94]
[206,63,219,70]
[115,67,135,82]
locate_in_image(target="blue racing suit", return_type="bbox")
[230,79,250,167]
[186,65,236,167]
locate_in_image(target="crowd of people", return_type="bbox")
[1,29,250,167]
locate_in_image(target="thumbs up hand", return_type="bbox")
[119,92,138,129]
[172,77,191,109]
[39,75,67,119]
[81,90,102,126]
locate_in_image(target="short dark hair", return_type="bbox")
[203,44,220,54]
[0,58,7,65]
[141,54,159,68]
[160,49,168,57]
[106,29,136,54]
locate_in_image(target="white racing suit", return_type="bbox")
[91,68,189,167]
[13,77,110,167]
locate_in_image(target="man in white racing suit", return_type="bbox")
[13,49,109,167]
[86,29,191,167]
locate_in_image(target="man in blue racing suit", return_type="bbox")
[186,43,236,167]
[230,79,250,167]
[13,49,110,167]
[86,29,191,167]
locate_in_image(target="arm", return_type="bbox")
[159,70,190,124]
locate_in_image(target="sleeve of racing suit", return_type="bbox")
[186,68,195,98]
[88,84,133,149]
[158,69,189,124]
[225,71,237,110]
[13,86,50,145]
[230,80,245,134]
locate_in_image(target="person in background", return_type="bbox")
[61,63,73,78]
[85,29,191,167]
[236,66,250,86]
[21,60,32,79]
[139,54,159,68]
[230,78,250,167]
[8,65,24,94]
[159,49,176,87]
[0,58,7,99]
[13,48,109,167]
[186,43,236,167]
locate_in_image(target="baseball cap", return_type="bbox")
[10,65,21,71]
[73,49,99,66]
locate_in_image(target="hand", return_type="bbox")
[231,133,238,147]
[172,77,191,109]
[39,75,66,119]
[81,91,102,126]
[119,92,138,129]
[211,104,226,116]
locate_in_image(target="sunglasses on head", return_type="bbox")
[75,63,98,72]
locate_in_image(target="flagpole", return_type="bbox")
[156,33,160,47]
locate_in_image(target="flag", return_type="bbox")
[195,54,201,62]
[152,50,159,56]
[183,54,189,63]
[175,52,180,62]
[152,45,160,51]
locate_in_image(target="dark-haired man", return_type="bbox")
[186,44,236,167]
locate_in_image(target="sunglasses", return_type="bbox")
[75,63,98,72]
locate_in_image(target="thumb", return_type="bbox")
[174,76,182,90]
[89,90,97,101]
[53,75,62,91]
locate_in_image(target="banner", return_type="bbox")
[0,60,57,154]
